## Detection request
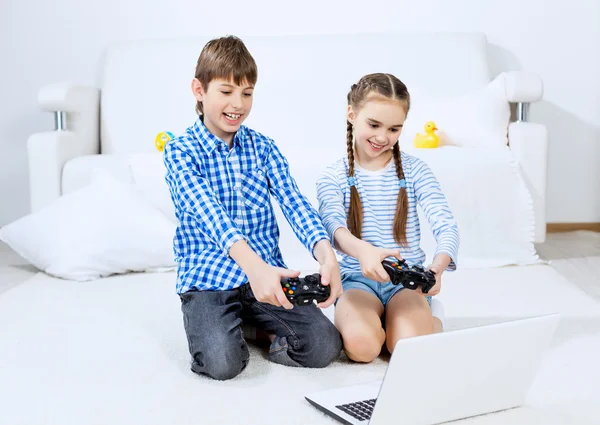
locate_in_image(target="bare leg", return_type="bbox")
[334,289,385,363]
[384,290,434,353]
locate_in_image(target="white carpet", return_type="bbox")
[0,265,599,425]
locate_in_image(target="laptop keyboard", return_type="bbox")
[335,398,376,421]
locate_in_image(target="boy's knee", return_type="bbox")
[191,343,249,380]
[194,354,248,381]
[189,329,250,380]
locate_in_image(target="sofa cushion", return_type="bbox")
[125,146,539,272]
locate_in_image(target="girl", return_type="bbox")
[316,73,459,363]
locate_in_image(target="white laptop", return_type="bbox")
[305,314,560,425]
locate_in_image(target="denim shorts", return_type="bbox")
[340,271,432,308]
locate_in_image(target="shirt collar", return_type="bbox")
[192,116,246,154]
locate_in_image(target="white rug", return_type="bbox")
[0,265,599,425]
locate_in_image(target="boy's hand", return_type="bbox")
[230,240,298,310]
[357,245,403,283]
[317,259,343,309]
[247,263,298,310]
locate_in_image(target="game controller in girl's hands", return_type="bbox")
[382,259,437,293]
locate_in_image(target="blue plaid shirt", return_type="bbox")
[164,117,329,294]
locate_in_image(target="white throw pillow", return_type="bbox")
[400,73,510,150]
[128,153,177,223]
[0,170,176,281]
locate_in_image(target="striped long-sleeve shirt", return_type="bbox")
[164,117,329,294]
[316,152,459,275]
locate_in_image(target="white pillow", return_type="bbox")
[128,153,177,223]
[0,170,176,281]
[400,73,510,150]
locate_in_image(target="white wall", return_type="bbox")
[0,0,598,226]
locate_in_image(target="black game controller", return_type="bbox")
[382,259,437,294]
[281,273,330,305]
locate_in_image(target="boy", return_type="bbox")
[163,35,343,381]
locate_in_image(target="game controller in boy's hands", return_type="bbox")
[281,273,330,306]
[381,259,437,294]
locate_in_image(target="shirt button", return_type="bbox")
[234,185,241,191]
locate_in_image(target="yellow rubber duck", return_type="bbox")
[155,131,174,152]
[414,121,440,148]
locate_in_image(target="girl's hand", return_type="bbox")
[357,246,403,283]
[423,264,443,296]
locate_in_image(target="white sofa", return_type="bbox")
[27,33,548,267]
[10,34,600,425]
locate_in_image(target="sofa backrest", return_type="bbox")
[100,32,490,157]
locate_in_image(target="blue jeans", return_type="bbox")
[341,271,432,308]
[180,283,342,380]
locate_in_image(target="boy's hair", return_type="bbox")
[194,35,258,115]
[346,73,411,246]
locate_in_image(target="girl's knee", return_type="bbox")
[342,327,385,363]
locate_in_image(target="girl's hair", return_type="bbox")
[346,73,411,246]
[194,35,258,115]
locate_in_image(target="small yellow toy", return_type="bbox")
[414,121,440,149]
[155,131,174,152]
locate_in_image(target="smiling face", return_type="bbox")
[347,94,408,169]
[192,77,254,145]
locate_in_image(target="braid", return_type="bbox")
[346,122,355,175]
[346,121,363,239]
[392,142,405,180]
[392,143,408,246]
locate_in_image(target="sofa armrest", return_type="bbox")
[503,71,543,103]
[508,122,549,243]
[27,84,100,212]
